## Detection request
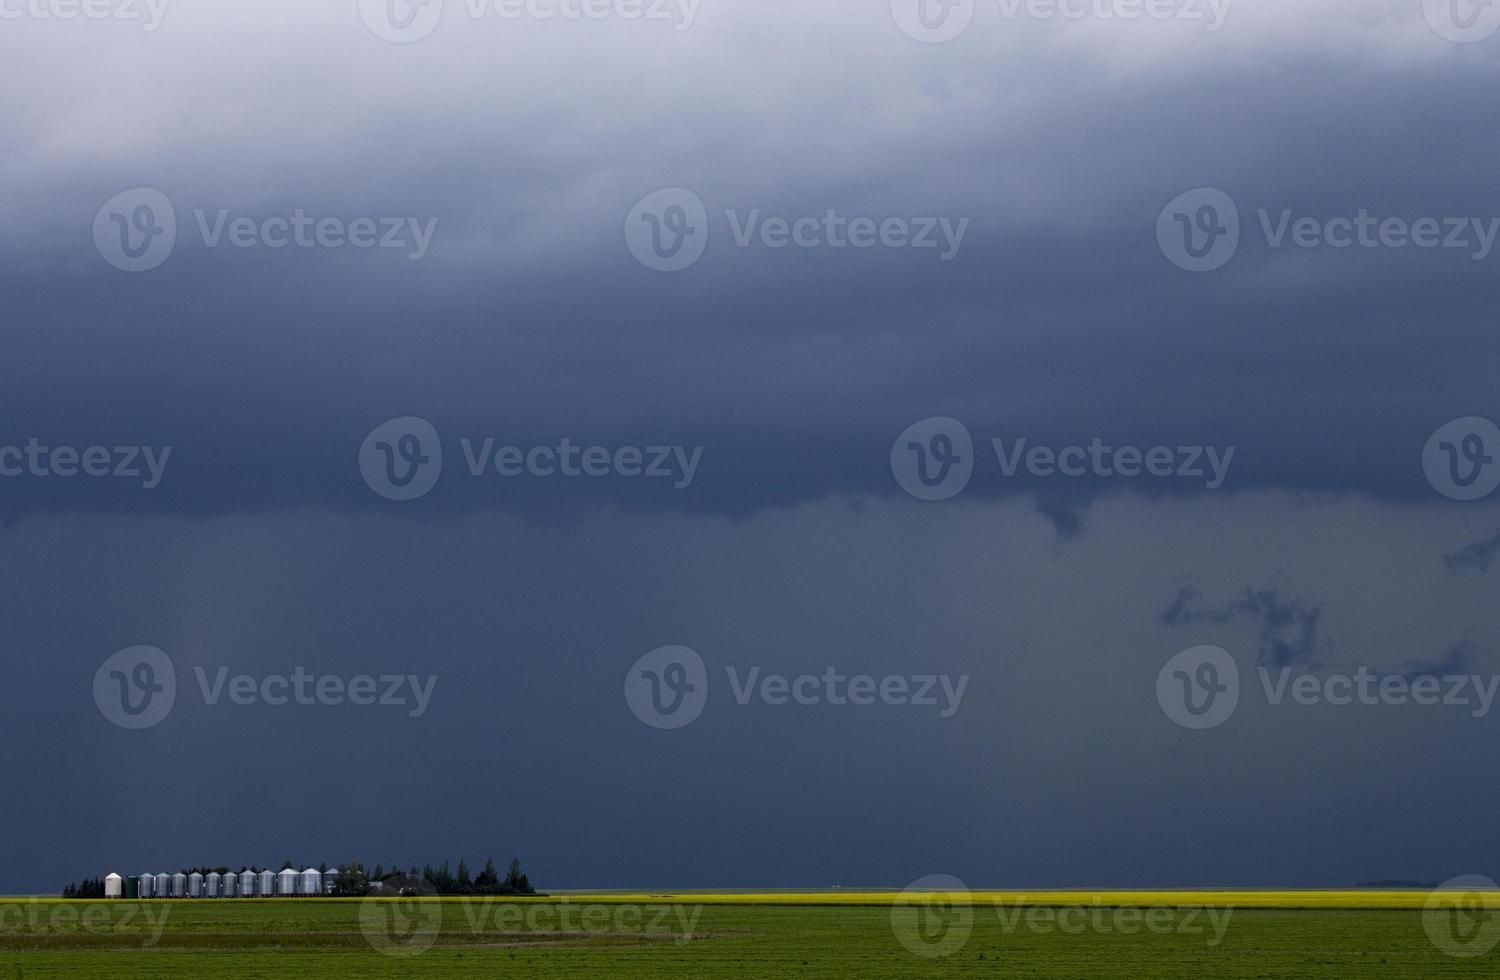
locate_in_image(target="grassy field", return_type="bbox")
[1,891,1496,977]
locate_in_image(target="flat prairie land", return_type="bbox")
[1,891,1495,978]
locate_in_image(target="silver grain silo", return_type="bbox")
[240,870,257,897]
[171,873,187,898]
[104,873,122,899]
[188,872,204,898]
[258,870,275,897]
[138,874,154,899]
[322,870,340,895]
[221,873,237,898]
[155,873,172,898]
[205,872,222,898]
[277,867,297,896]
[300,868,322,896]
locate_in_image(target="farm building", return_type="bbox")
[104,873,122,899]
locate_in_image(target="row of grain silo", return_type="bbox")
[104,868,338,898]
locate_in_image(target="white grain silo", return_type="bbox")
[205,872,222,898]
[240,870,257,897]
[277,867,298,896]
[188,872,204,898]
[138,874,154,899]
[258,870,276,897]
[222,873,237,898]
[104,873,123,899]
[171,873,187,898]
[155,874,172,898]
[300,868,322,896]
[322,870,340,895]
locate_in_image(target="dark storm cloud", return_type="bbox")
[1161,587,1327,668]
[6,0,1500,899]
[1390,644,1474,681]
[2,34,1498,523]
[1444,529,1500,572]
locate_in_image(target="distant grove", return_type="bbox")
[68,858,534,899]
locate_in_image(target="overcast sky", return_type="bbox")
[4,0,1500,893]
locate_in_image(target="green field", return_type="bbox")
[1,892,1496,977]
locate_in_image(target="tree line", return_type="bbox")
[330,858,534,897]
[64,857,534,898]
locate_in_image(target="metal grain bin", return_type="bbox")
[104,873,122,899]
[205,872,222,898]
[258,870,276,897]
[124,875,140,900]
[171,873,187,898]
[277,868,298,896]
[188,872,204,898]
[138,874,153,899]
[323,870,340,895]
[221,873,237,898]
[240,870,258,897]
[155,874,172,898]
[300,868,322,896]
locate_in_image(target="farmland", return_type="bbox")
[0,891,1495,977]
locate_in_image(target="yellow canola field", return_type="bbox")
[552,890,1499,911]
